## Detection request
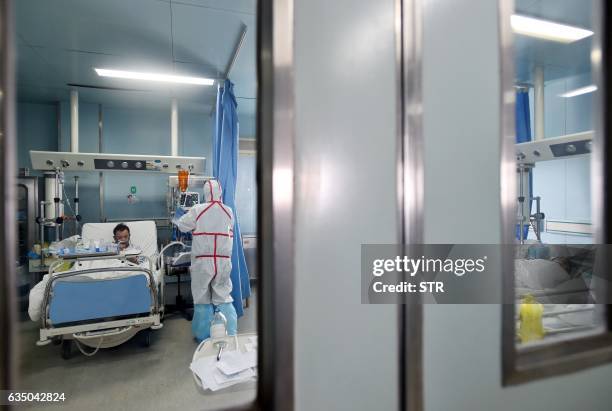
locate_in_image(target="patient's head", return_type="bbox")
[113,223,131,250]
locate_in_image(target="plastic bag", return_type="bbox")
[216,302,238,336]
[518,295,545,343]
[192,303,238,342]
[192,304,214,342]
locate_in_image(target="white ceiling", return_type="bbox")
[514,0,594,84]
[16,0,256,115]
[18,0,592,109]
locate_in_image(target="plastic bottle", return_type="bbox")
[518,294,545,343]
[210,311,228,339]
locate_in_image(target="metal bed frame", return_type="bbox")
[36,254,163,347]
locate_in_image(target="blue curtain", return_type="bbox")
[213,79,251,317]
[515,90,532,240]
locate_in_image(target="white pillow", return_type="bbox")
[82,221,158,258]
[515,258,570,290]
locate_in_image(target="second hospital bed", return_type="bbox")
[514,243,603,340]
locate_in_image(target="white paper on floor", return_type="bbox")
[191,349,257,392]
[214,367,256,385]
[216,350,257,376]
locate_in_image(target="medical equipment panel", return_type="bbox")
[515,131,593,164]
[30,151,206,175]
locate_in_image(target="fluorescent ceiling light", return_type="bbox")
[560,85,597,98]
[94,68,214,85]
[511,14,593,43]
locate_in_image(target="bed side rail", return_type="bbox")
[41,255,158,329]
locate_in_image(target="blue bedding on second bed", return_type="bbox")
[49,275,152,325]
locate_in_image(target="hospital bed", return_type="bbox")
[514,243,603,341]
[31,221,164,358]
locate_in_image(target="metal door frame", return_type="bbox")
[0,0,18,394]
[499,0,612,386]
[397,0,424,410]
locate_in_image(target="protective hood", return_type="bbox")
[204,179,223,202]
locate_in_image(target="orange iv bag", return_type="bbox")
[178,169,189,192]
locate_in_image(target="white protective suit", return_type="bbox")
[175,180,234,305]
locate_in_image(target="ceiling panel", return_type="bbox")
[171,2,249,73]
[24,47,177,87]
[169,0,256,16]
[17,48,218,108]
[515,0,539,11]
[516,0,593,29]
[16,45,65,89]
[16,0,173,60]
[16,0,257,114]
[514,0,594,84]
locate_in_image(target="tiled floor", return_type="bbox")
[17,289,257,411]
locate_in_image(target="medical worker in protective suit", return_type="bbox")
[174,179,238,341]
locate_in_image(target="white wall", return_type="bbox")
[532,157,592,244]
[17,102,58,173]
[530,73,594,244]
[294,0,399,410]
[422,1,612,411]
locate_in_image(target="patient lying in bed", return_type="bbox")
[515,243,595,304]
[28,256,155,322]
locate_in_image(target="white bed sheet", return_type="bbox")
[28,259,161,322]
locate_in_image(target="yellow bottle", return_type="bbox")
[518,294,545,343]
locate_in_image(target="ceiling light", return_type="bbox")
[94,68,214,85]
[511,14,593,43]
[560,85,597,98]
